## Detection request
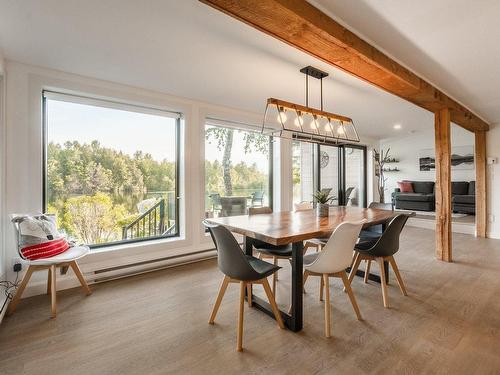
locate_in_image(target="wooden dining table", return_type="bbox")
[207,206,397,332]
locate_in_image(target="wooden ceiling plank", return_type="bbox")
[200,0,489,132]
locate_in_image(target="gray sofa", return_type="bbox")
[452,181,475,214]
[394,181,435,211]
[393,180,476,214]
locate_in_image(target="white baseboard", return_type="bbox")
[20,249,217,299]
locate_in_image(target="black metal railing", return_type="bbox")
[122,199,166,240]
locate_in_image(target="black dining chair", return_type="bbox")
[248,207,293,296]
[203,220,284,352]
[348,214,410,308]
[359,202,394,242]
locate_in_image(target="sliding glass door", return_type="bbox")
[319,145,340,206]
[317,144,367,207]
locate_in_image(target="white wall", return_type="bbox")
[380,125,475,199]
[486,124,500,238]
[1,60,376,299]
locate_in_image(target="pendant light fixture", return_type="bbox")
[262,66,359,145]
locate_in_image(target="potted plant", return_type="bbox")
[312,190,335,217]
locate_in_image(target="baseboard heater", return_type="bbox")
[91,248,217,283]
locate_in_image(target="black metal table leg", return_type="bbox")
[289,241,304,331]
[243,236,304,332]
[244,236,253,304]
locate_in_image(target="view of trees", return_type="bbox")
[47,140,177,244]
[205,126,269,196]
[48,131,270,245]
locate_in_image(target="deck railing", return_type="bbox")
[122,199,166,240]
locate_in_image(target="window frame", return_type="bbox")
[42,90,182,249]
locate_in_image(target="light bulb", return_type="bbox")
[277,111,287,123]
[310,120,316,130]
[294,116,303,127]
[337,125,345,136]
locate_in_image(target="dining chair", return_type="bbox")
[348,214,410,308]
[303,220,365,337]
[358,202,394,242]
[203,220,284,351]
[8,216,92,318]
[248,207,292,296]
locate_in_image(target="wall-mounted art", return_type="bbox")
[418,145,474,171]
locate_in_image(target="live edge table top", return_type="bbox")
[207,207,397,246]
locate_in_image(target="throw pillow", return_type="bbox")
[397,181,414,193]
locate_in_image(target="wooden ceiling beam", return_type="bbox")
[200,0,489,132]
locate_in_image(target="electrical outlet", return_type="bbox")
[488,214,495,223]
[11,257,23,272]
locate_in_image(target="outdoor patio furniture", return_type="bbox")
[220,196,247,216]
[250,191,264,207]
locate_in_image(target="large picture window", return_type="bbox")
[43,91,180,248]
[205,121,272,218]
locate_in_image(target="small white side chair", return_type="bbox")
[8,217,92,318]
[303,220,365,337]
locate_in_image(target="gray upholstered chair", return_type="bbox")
[248,207,292,295]
[203,220,284,352]
[359,202,394,242]
[348,214,410,308]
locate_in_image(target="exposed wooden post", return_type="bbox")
[475,131,487,237]
[434,108,452,262]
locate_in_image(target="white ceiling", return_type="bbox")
[311,0,500,126]
[5,0,487,139]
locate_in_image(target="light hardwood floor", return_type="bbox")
[1,227,500,374]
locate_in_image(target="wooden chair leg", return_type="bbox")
[47,267,52,295]
[340,272,362,320]
[348,250,357,269]
[364,260,371,284]
[70,261,92,296]
[388,256,407,296]
[247,283,252,307]
[209,276,230,324]
[7,266,36,315]
[323,274,331,338]
[261,278,285,329]
[320,275,324,301]
[345,252,362,292]
[303,270,310,293]
[377,258,389,308]
[50,264,57,318]
[237,281,246,352]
